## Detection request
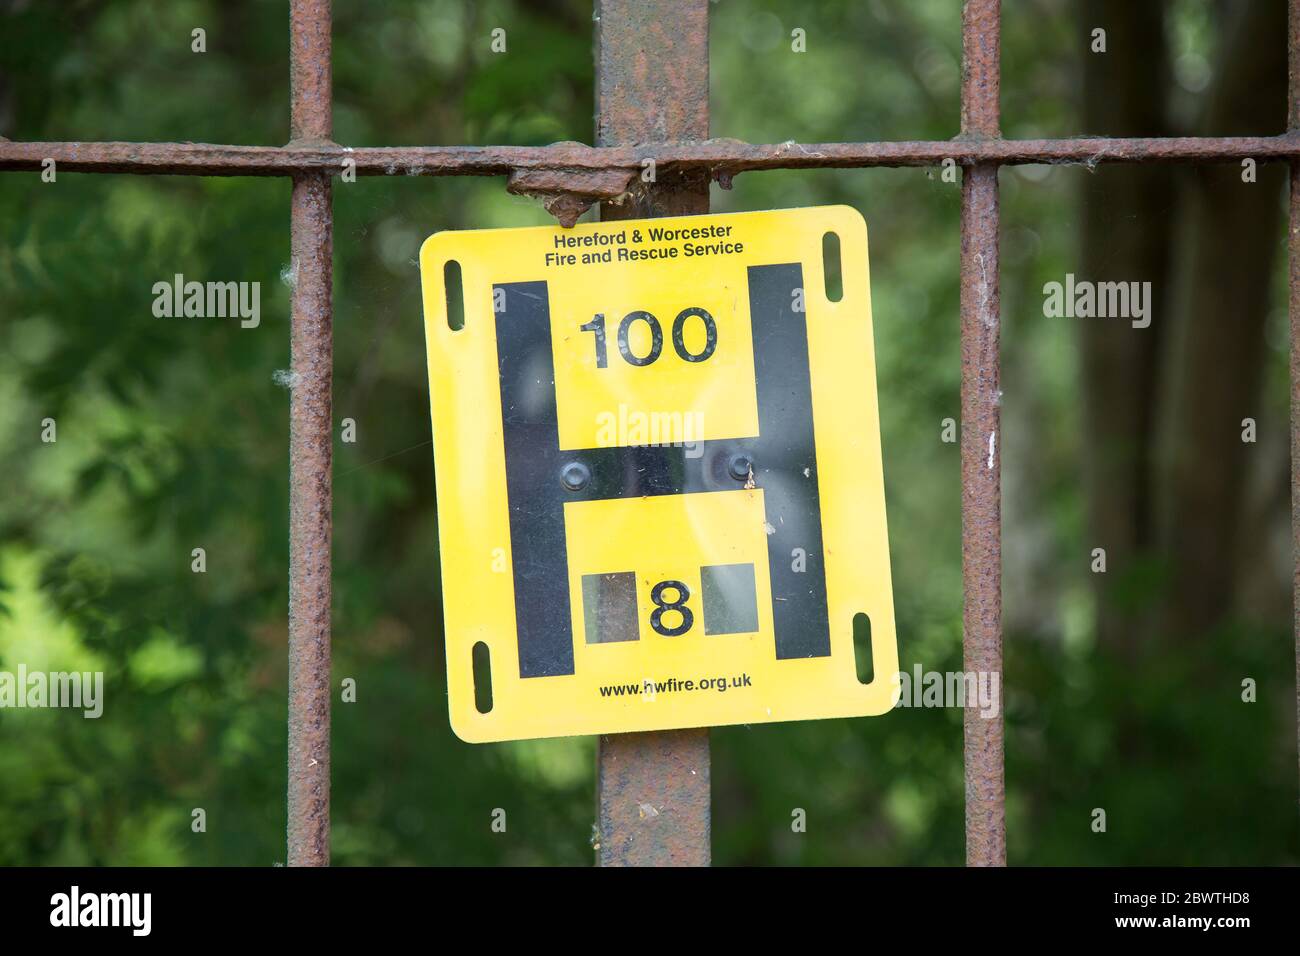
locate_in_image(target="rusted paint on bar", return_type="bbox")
[595,0,709,155]
[959,166,1005,866]
[594,0,711,868]
[595,731,711,866]
[1291,160,1300,816]
[290,0,332,143]
[287,171,333,867]
[960,0,1006,867]
[506,158,637,228]
[2,136,1295,181]
[1289,0,1300,806]
[287,0,333,868]
[961,0,1001,138]
[1291,0,1300,133]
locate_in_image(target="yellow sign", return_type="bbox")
[419,206,897,742]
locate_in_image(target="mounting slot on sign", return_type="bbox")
[852,612,874,684]
[444,259,465,331]
[822,231,843,302]
[471,641,493,713]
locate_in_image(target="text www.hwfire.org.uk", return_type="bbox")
[599,673,754,699]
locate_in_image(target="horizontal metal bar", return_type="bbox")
[0,135,1294,182]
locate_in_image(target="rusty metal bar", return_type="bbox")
[290,0,333,147]
[1289,0,1300,808]
[593,0,711,867]
[1,135,1295,179]
[959,0,1006,868]
[961,0,1000,139]
[286,0,333,868]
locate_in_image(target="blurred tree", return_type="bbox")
[1077,0,1173,652]
[1077,0,1288,646]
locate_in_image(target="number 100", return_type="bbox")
[579,307,718,368]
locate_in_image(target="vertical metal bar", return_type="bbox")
[593,0,712,867]
[959,0,1006,867]
[287,0,334,868]
[1289,0,1300,807]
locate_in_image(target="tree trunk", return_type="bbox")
[1155,0,1287,638]
[1078,0,1174,651]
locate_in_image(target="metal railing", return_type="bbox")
[2,0,1297,867]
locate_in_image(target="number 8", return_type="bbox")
[649,580,694,637]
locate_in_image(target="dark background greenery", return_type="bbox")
[0,0,1295,865]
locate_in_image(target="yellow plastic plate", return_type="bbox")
[419,206,897,742]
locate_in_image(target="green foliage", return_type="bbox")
[0,0,1294,866]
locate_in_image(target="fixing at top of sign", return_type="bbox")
[419,205,898,743]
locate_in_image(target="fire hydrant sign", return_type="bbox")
[419,206,897,743]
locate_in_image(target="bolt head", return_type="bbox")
[728,454,753,482]
[561,461,591,491]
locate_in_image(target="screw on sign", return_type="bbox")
[419,206,898,742]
